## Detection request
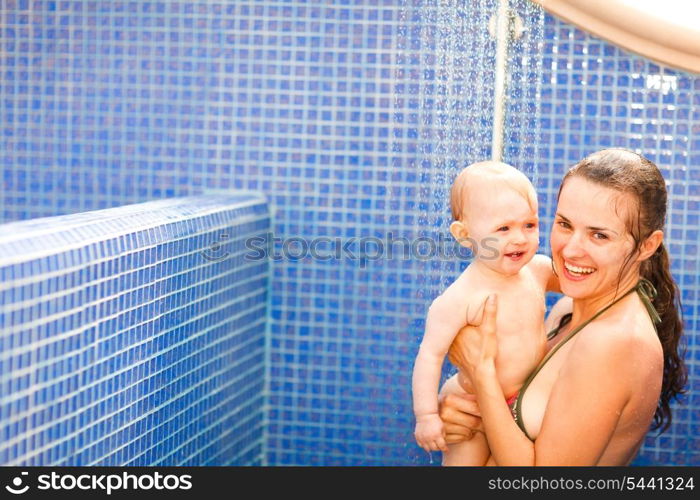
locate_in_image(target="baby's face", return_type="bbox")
[463,186,539,276]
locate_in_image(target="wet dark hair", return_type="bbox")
[555,148,687,434]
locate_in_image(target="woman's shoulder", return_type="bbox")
[569,297,663,375]
[555,319,661,409]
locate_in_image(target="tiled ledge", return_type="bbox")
[0,194,271,465]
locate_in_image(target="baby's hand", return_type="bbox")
[414,413,448,452]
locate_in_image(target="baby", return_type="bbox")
[412,161,558,466]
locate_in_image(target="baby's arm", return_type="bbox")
[413,289,470,452]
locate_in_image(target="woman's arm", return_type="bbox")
[449,295,536,464]
[451,295,635,465]
[473,360,537,464]
[438,297,574,448]
[544,295,573,333]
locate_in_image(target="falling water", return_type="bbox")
[395,0,697,467]
[396,0,544,298]
[395,0,545,464]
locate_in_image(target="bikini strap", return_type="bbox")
[547,279,660,339]
[636,278,661,328]
[512,279,659,440]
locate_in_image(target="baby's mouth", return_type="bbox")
[504,251,525,260]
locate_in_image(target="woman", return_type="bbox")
[438,149,687,465]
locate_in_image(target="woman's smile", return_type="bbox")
[562,260,597,280]
[550,176,637,299]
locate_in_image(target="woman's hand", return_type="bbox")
[438,391,483,444]
[448,294,499,381]
[436,375,483,444]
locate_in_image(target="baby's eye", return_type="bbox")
[497,226,509,232]
[525,222,537,229]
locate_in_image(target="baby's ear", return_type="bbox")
[450,221,472,249]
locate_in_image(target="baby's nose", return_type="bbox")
[511,229,527,245]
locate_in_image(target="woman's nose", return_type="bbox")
[561,231,586,258]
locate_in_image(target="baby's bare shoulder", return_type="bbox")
[523,254,551,279]
[431,271,488,322]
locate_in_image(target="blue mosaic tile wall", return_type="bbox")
[0,1,697,465]
[0,193,271,465]
[505,8,699,467]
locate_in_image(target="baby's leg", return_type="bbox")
[442,430,490,466]
[440,379,490,466]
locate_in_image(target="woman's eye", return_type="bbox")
[593,232,608,240]
[556,220,570,229]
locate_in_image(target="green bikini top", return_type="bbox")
[511,278,661,441]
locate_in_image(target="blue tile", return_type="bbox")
[1,0,699,466]
[0,195,270,465]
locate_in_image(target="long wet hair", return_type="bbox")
[555,148,687,434]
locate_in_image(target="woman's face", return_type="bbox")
[550,176,638,299]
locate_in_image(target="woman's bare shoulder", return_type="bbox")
[568,306,663,378]
[547,319,659,420]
